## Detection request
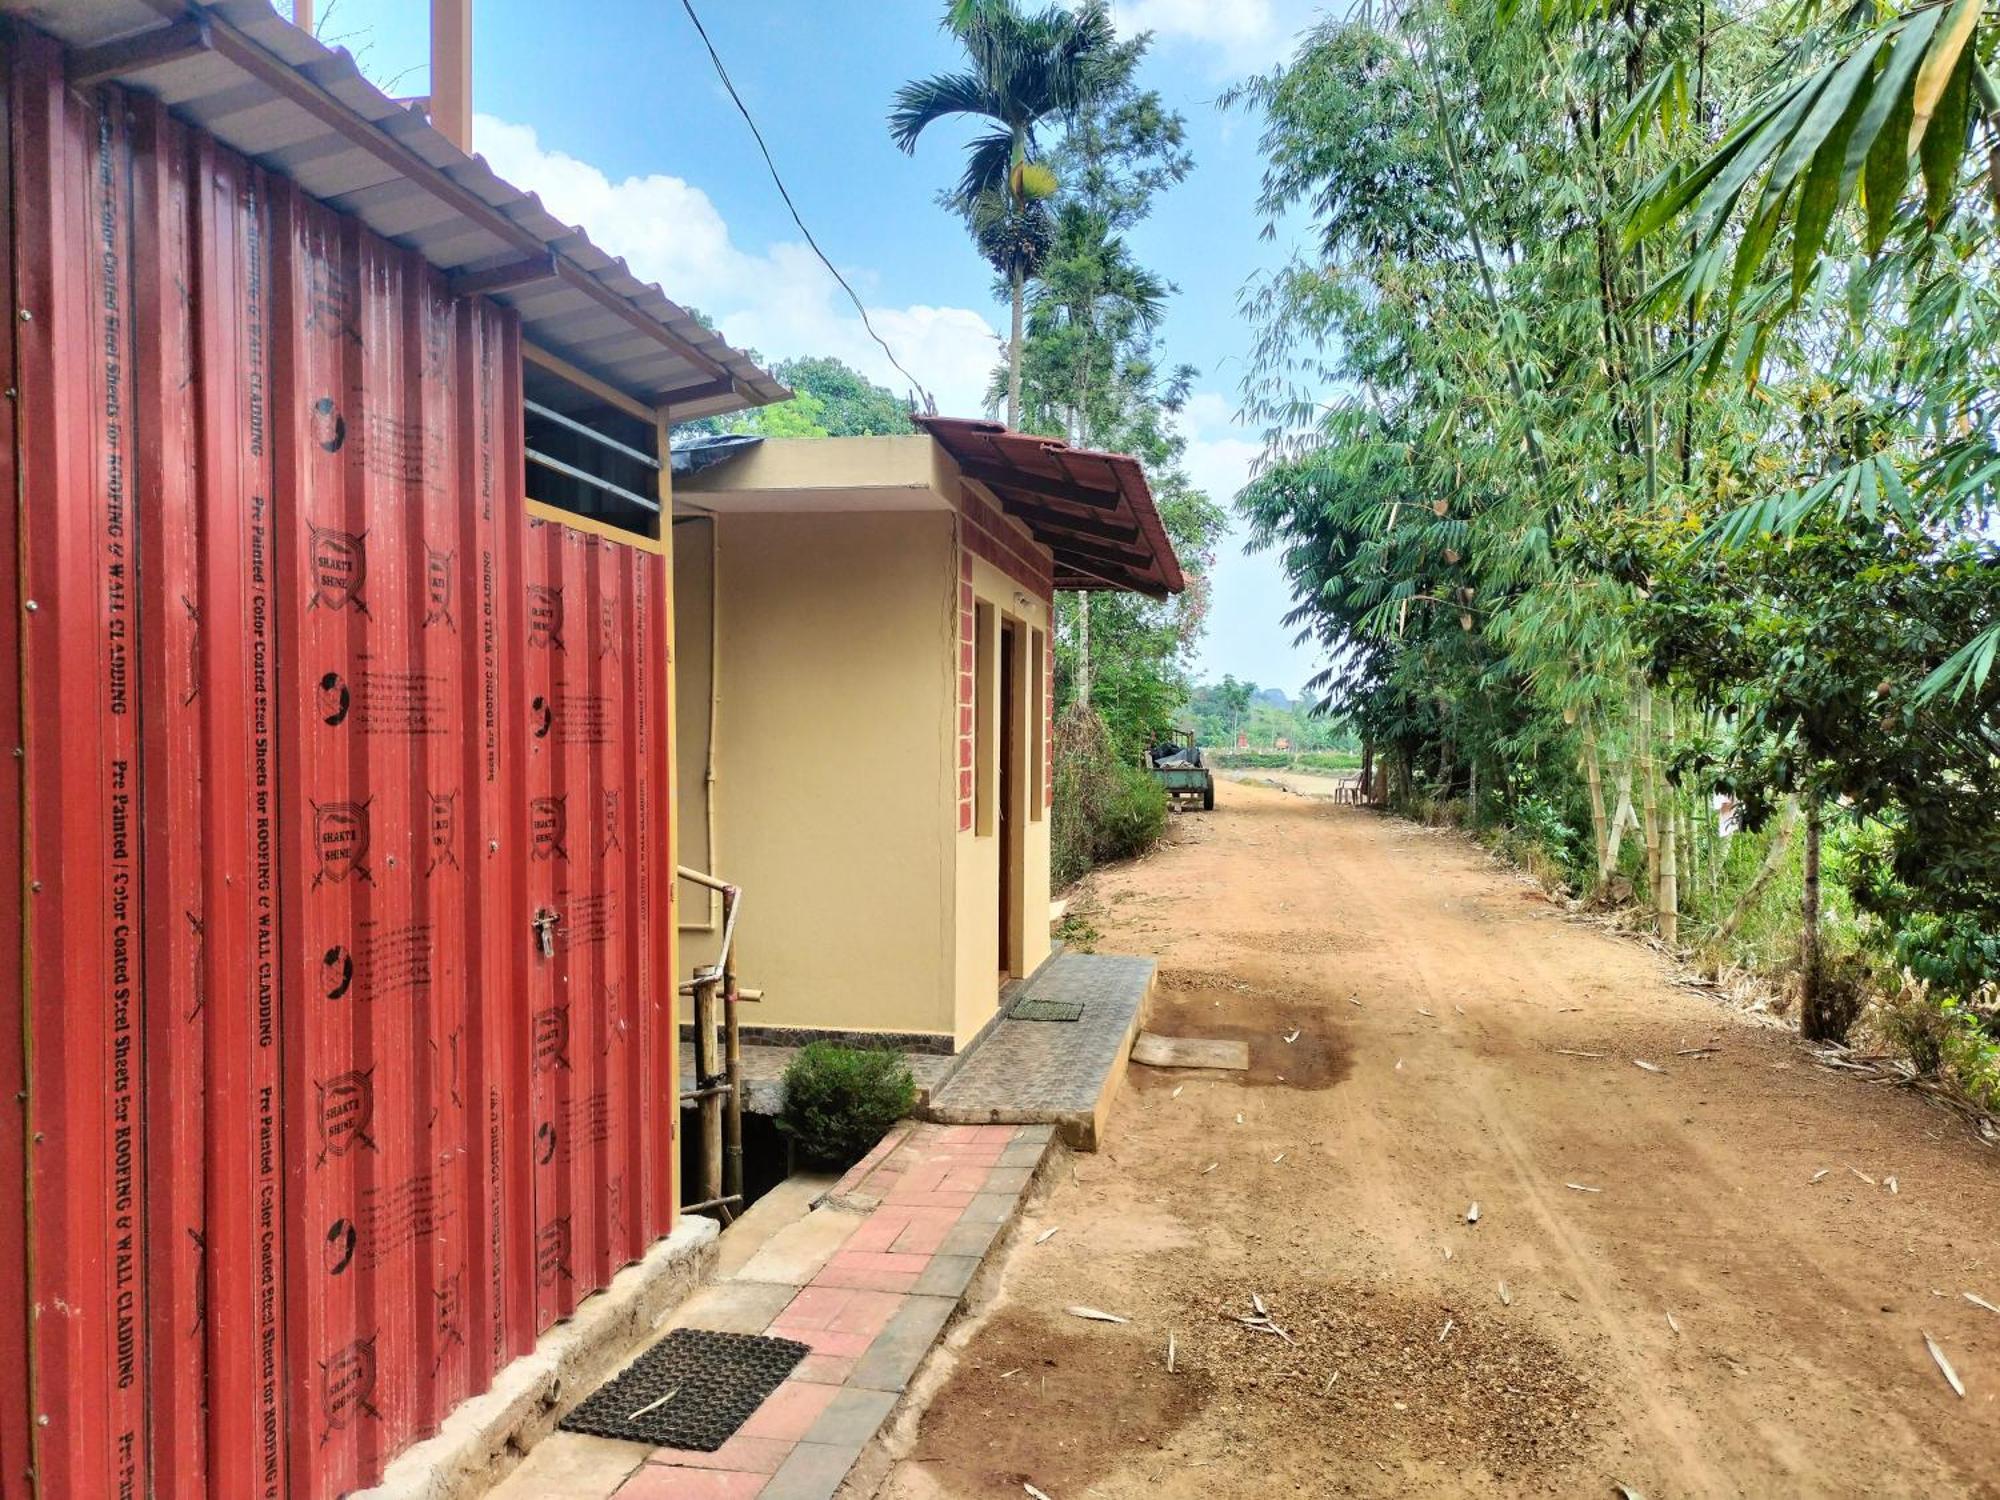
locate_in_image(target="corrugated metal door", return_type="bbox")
[4,28,677,1499]
[521,519,675,1332]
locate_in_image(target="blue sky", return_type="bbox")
[311,0,1329,696]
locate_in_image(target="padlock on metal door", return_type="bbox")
[531,906,560,958]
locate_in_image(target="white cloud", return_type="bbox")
[1111,0,1313,74]
[474,116,1002,417]
[1176,391,1263,507]
[1168,389,1324,689]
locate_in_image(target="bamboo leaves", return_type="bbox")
[1624,0,1992,320]
[1235,0,2000,1019]
[1916,622,1999,702]
[1702,453,1918,548]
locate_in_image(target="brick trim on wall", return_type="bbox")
[954,484,1056,835]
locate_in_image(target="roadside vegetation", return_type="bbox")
[1231,0,2000,1110]
[677,351,917,439]
[1205,749,1362,774]
[1187,677,1360,755]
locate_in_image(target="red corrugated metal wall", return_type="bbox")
[3,27,677,1499]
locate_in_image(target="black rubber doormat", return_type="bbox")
[557,1327,809,1451]
[1010,997,1085,1022]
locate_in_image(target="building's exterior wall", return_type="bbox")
[952,485,1056,1045]
[675,431,948,499]
[673,516,721,934]
[3,35,676,1500]
[677,509,960,1040]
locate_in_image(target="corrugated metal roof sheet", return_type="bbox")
[3,0,786,418]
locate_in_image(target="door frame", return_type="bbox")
[998,616,1028,978]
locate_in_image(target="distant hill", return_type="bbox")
[1254,687,1293,710]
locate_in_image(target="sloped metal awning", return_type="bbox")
[9,0,786,419]
[916,417,1184,599]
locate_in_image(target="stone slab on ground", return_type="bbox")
[474,1435,648,1500]
[667,1279,801,1336]
[483,1121,1050,1500]
[925,953,1156,1149]
[730,1204,864,1288]
[712,1173,840,1282]
[1131,1031,1251,1070]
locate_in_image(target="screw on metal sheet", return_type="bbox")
[29,881,40,893]
[489,839,499,852]
[32,1133,43,1144]
[3,387,14,399]
[23,600,37,612]
[18,309,30,322]
[386,854,397,869]
[36,1415,47,1427]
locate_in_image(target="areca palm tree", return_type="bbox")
[890,0,1117,425]
[1029,202,1168,444]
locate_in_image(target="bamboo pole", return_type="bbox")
[693,972,724,1214]
[1657,695,1679,947]
[1638,681,1661,921]
[1605,759,1637,879]
[722,900,744,1207]
[1718,796,1799,939]
[1582,718,1610,882]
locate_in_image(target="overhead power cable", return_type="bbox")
[676,0,938,415]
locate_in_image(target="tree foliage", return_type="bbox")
[891,0,1125,424]
[677,355,914,441]
[1232,0,1999,1063]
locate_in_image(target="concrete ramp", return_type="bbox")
[924,953,1156,1150]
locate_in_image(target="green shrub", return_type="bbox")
[1296,750,1363,773]
[1893,914,2000,1020]
[1051,705,1170,888]
[1099,764,1168,858]
[1507,795,1592,886]
[1876,984,2000,1107]
[777,1043,916,1168]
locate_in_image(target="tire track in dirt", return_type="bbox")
[877,779,2000,1498]
[1321,840,1731,1495]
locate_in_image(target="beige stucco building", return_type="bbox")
[673,418,1182,1053]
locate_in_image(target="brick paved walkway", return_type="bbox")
[488,1121,1049,1500]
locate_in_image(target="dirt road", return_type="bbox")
[876,779,2000,1498]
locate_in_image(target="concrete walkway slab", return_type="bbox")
[926,953,1156,1148]
[730,1204,864,1288]
[712,1173,839,1281]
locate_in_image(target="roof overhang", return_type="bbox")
[673,435,954,515]
[915,417,1184,599]
[5,0,787,420]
